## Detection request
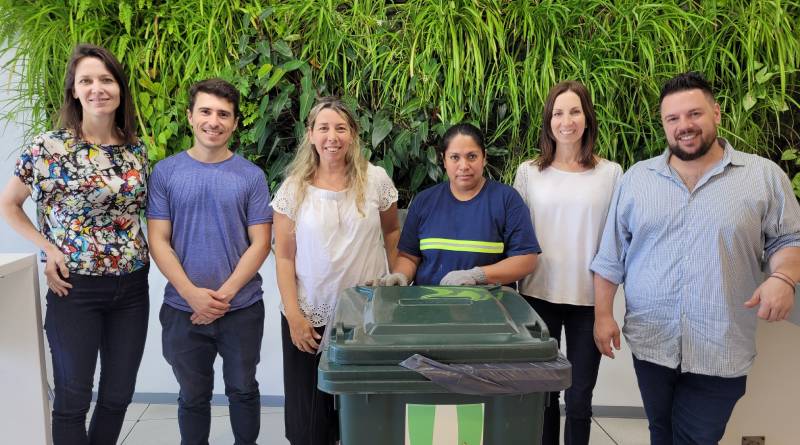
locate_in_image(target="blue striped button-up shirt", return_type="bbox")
[591,140,800,377]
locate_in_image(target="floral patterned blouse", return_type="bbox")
[14,129,149,276]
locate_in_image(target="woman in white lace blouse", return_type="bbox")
[271,97,400,445]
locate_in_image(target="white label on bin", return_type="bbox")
[405,403,484,445]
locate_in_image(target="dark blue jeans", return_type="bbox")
[44,266,149,445]
[524,296,601,445]
[633,356,747,445]
[161,300,265,445]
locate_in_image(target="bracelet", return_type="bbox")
[769,273,796,291]
[771,270,796,284]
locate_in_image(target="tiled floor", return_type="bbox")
[107,403,649,444]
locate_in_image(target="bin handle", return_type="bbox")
[526,316,550,341]
[354,286,374,299]
[335,322,345,345]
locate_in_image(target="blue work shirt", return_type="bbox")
[591,139,800,377]
[399,180,540,285]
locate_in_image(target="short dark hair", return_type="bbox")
[659,72,715,106]
[438,123,485,156]
[537,80,598,171]
[188,78,240,118]
[60,44,137,144]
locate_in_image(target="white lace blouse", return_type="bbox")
[272,163,398,326]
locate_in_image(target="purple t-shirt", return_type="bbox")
[147,151,273,312]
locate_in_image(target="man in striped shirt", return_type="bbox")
[590,72,800,445]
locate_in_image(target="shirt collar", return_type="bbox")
[648,138,745,178]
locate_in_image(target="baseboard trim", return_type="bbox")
[588,405,646,419]
[130,393,285,407]
[129,393,645,418]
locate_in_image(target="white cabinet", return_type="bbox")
[0,254,51,444]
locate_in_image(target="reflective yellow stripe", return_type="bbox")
[420,238,504,254]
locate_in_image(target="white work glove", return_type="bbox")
[363,272,409,286]
[439,267,487,286]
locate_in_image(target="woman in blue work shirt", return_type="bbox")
[377,123,540,286]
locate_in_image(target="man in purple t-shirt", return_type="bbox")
[147,78,273,445]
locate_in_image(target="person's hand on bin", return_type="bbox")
[439,267,486,286]
[363,272,409,286]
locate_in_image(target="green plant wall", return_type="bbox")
[1,0,799,203]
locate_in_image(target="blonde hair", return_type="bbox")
[284,97,369,216]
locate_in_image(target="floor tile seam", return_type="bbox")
[592,416,620,445]
[118,419,138,444]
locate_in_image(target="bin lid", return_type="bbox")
[325,285,558,365]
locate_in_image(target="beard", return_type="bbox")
[668,131,717,161]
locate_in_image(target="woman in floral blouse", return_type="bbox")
[0,44,149,445]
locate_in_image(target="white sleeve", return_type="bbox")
[512,161,531,205]
[270,178,298,220]
[371,164,399,211]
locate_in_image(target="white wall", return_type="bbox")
[722,319,800,445]
[593,290,643,408]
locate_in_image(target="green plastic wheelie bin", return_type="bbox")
[318,285,572,445]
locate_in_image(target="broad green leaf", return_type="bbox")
[486,146,508,157]
[781,149,798,161]
[257,63,273,79]
[265,67,286,92]
[271,88,292,120]
[742,92,756,111]
[281,60,305,72]
[427,146,437,164]
[138,76,157,93]
[792,173,800,192]
[381,158,394,179]
[427,164,441,181]
[399,98,424,116]
[299,74,314,122]
[258,94,270,116]
[372,112,393,147]
[755,66,773,84]
[180,135,192,151]
[410,167,426,191]
[259,7,274,21]
[138,92,151,109]
[359,114,371,134]
[393,130,412,163]
[257,40,271,60]
[273,40,293,59]
[773,99,789,112]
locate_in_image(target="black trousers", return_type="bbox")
[45,266,149,445]
[524,295,601,445]
[281,315,338,445]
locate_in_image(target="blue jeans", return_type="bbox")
[524,296,601,445]
[161,300,265,445]
[633,356,747,445]
[44,266,149,445]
